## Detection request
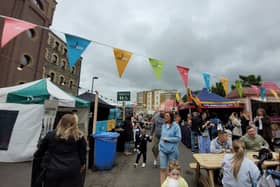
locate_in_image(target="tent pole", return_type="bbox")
[92,91,99,134]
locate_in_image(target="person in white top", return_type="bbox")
[222,140,260,187]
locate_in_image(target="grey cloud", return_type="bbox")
[53,0,280,101]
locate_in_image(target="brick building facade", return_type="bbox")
[0,0,81,95]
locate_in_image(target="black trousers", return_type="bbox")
[44,171,82,187]
[136,151,147,163]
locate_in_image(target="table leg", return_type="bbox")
[195,162,200,186]
[208,170,215,187]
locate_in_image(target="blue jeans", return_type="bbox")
[198,136,210,153]
[159,149,179,169]
[191,131,199,152]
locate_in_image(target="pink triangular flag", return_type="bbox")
[176,66,190,88]
[1,17,36,48]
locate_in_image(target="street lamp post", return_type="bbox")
[91,76,98,93]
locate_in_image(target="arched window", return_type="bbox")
[32,0,44,10]
[63,48,67,55]
[61,60,66,69]
[51,54,58,64]
[54,41,59,50]
[69,81,73,89]
[26,29,36,39]
[71,67,75,74]
[18,54,32,70]
[50,72,55,82]
[21,55,31,65]
[59,76,64,85]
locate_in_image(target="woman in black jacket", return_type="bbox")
[33,114,87,187]
[122,116,133,155]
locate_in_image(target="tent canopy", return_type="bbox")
[197,88,234,104]
[0,79,90,108]
[78,92,115,109]
[179,88,243,110]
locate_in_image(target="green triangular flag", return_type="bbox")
[235,81,243,97]
[149,58,164,80]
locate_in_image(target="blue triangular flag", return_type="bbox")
[65,34,91,68]
[202,72,211,91]
[260,87,266,101]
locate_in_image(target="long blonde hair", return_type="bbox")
[231,140,245,179]
[56,114,83,141]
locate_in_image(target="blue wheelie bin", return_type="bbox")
[92,132,120,170]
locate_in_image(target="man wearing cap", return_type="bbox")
[210,130,232,153]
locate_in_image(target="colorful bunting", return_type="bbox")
[1,17,36,48]
[251,85,260,96]
[113,48,132,78]
[235,81,243,98]
[149,58,164,80]
[220,77,229,96]
[65,34,91,68]
[176,92,181,101]
[260,87,266,101]
[270,89,279,100]
[176,66,189,88]
[202,72,211,91]
[187,88,201,108]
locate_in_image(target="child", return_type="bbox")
[134,129,152,168]
[161,160,188,187]
[133,122,141,152]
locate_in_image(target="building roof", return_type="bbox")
[227,82,280,98]
[78,92,115,109]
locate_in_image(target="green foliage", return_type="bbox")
[231,74,262,89]
[211,82,226,97]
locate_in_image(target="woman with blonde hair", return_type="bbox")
[222,140,260,187]
[229,112,242,140]
[33,114,87,187]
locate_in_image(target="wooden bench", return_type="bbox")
[189,162,204,169]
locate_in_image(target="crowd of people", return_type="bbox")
[31,107,279,187]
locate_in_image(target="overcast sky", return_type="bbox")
[52,0,280,103]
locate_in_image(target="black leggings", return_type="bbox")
[136,151,147,163]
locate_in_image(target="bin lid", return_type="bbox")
[92,132,120,138]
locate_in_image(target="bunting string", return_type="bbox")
[1,15,280,99]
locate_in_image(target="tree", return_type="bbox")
[211,82,226,97]
[231,74,262,89]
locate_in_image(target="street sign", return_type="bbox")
[117,91,131,101]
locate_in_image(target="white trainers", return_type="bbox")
[134,163,138,168]
[142,163,146,168]
[153,160,157,167]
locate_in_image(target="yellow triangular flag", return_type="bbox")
[220,77,229,96]
[176,92,181,101]
[270,89,279,100]
[113,48,132,78]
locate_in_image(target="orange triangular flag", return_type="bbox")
[113,48,132,78]
[1,17,36,48]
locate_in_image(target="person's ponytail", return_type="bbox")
[231,140,245,179]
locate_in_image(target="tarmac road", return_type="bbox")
[0,141,196,187]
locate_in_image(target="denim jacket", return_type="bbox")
[159,122,181,154]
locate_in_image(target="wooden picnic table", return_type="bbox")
[193,152,280,187]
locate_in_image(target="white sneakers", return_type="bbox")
[153,160,157,167]
[134,163,146,168]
